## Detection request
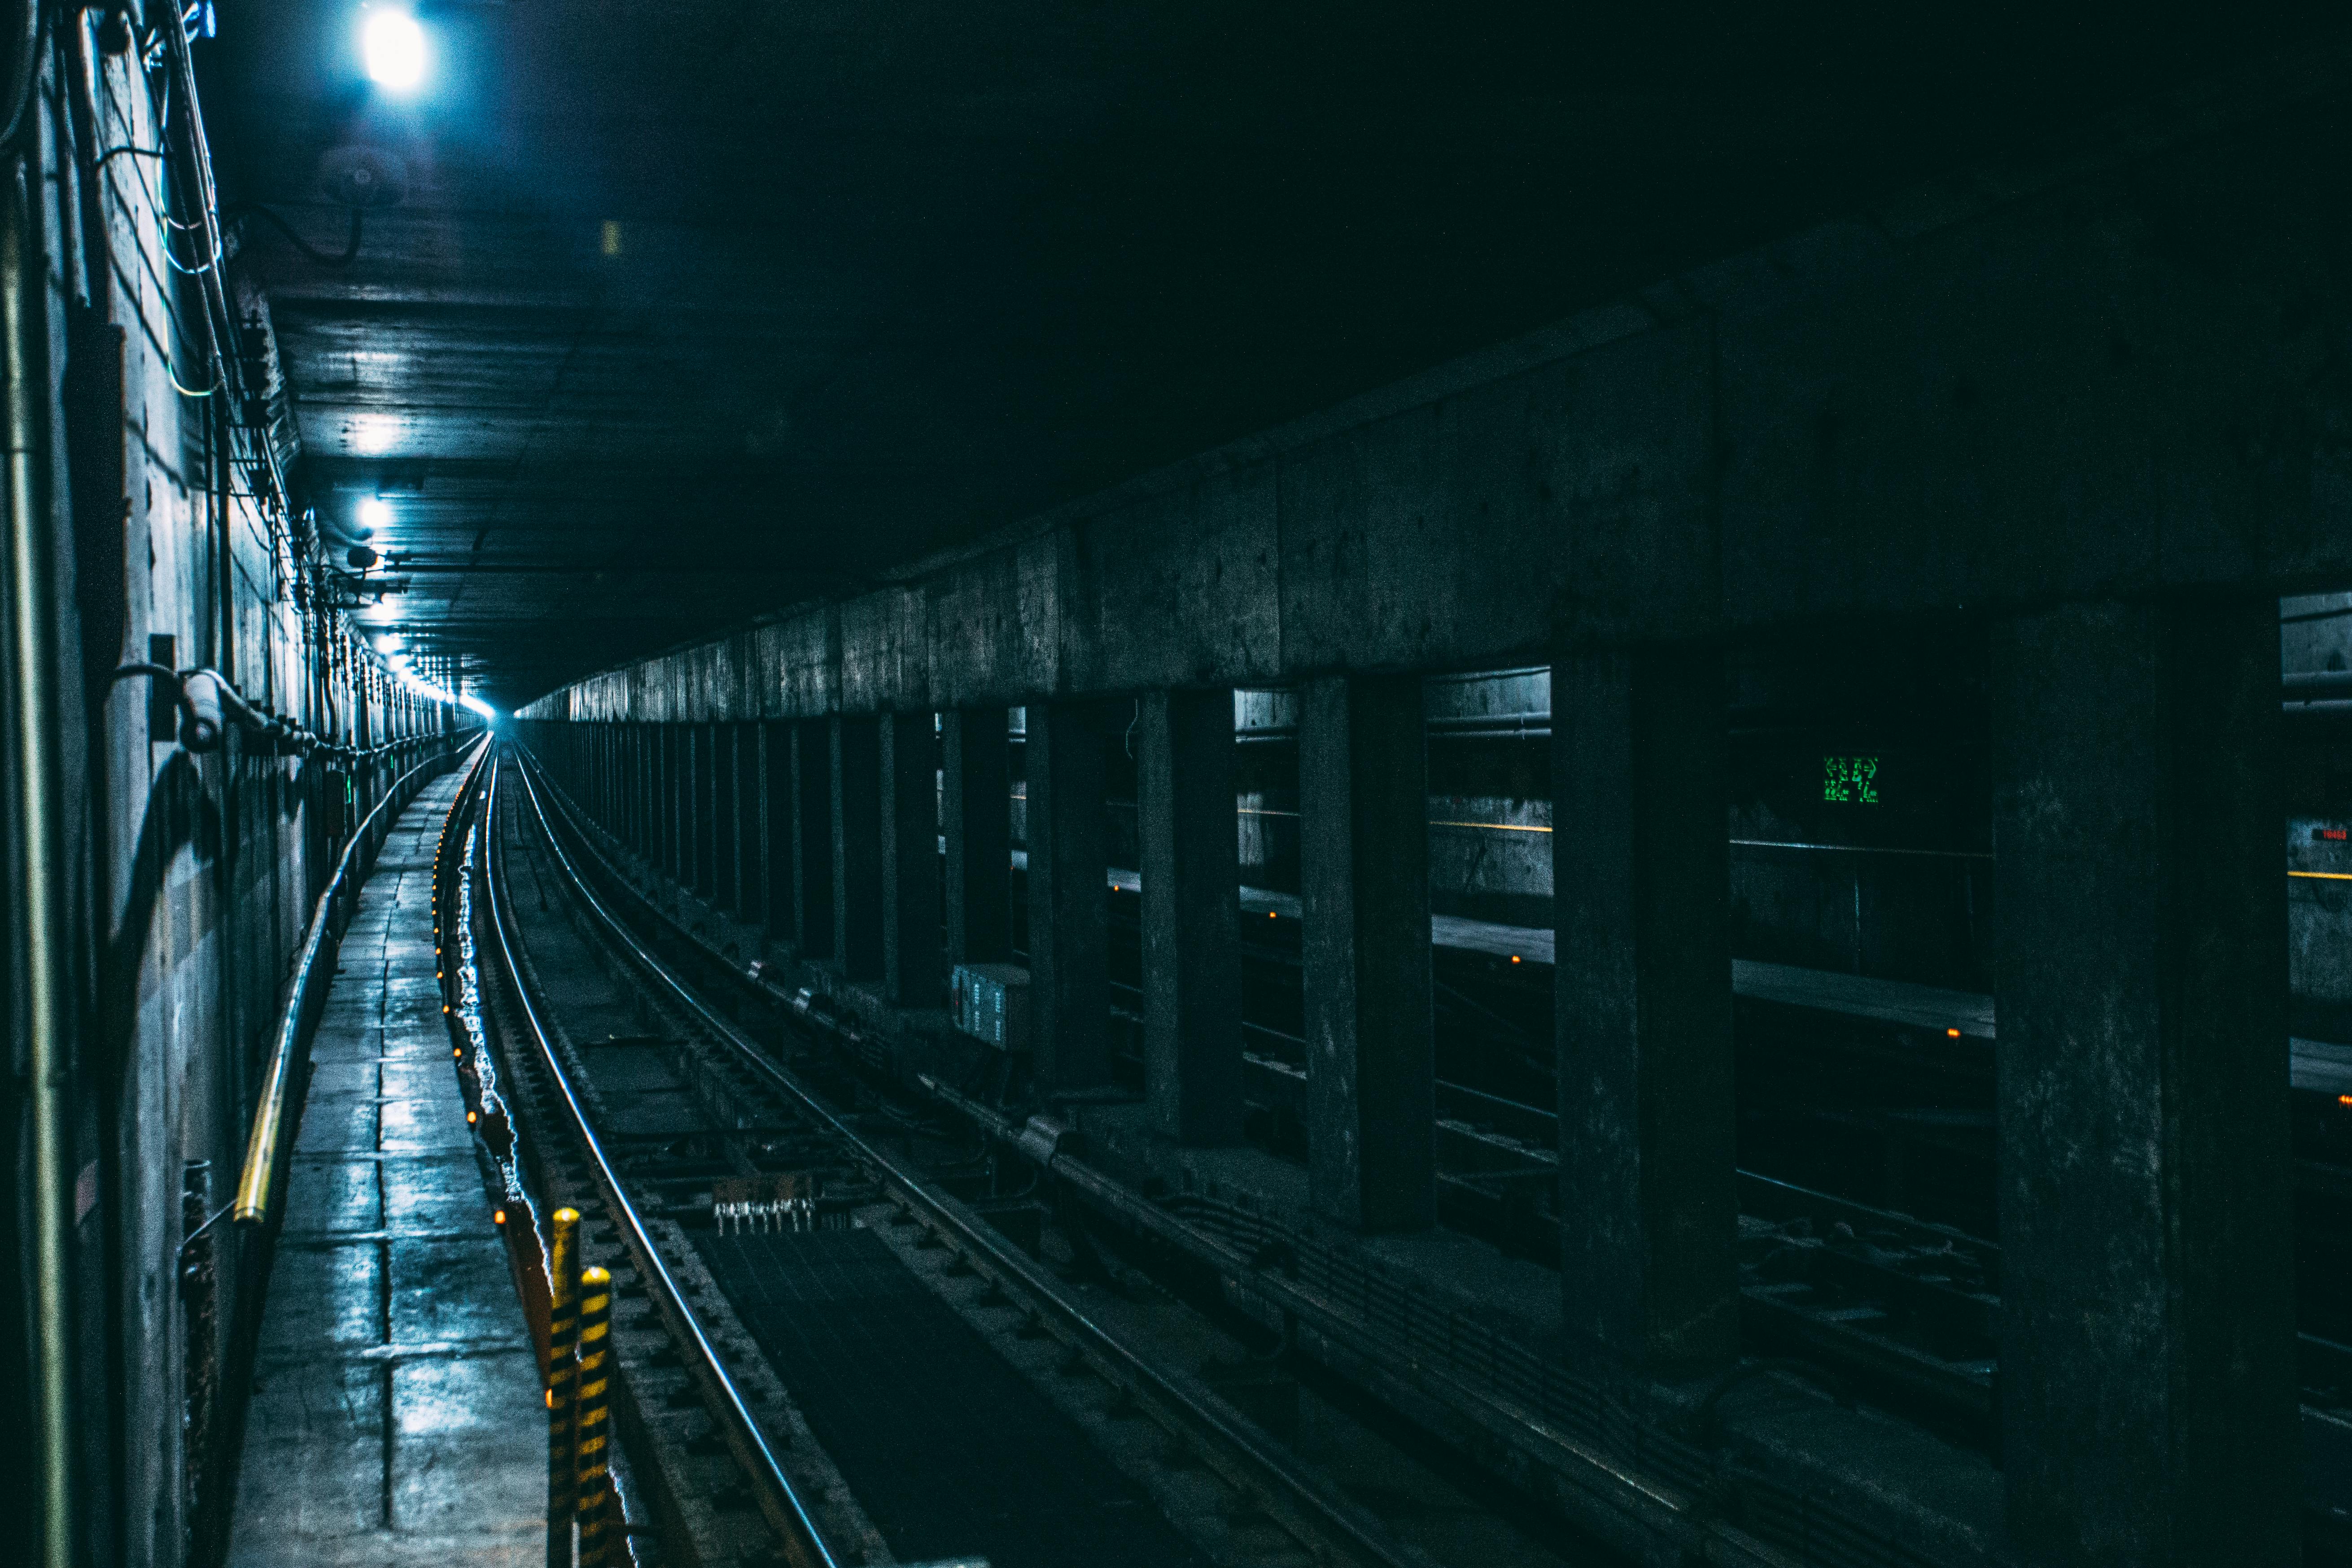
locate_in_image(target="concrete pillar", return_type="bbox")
[941,708,1013,963]
[712,724,739,909]
[1299,674,1433,1232]
[695,723,720,899]
[1025,701,1109,1093]
[1552,643,1737,1376]
[660,726,682,882]
[682,729,696,888]
[880,711,942,1008]
[631,725,649,856]
[831,714,884,980]
[751,724,775,930]
[735,723,764,924]
[1139,688,1242,1145]
[791,721,834,958]
[1991,594,2295,1568]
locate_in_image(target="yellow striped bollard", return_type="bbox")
[545,1208,581,1568]
[573,1266,616,1568]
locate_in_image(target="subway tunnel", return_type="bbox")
[5,4,2352,1568]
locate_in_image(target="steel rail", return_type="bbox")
[476,754,841,1568]
[232,735,480,1223]
[506,745,1438,1568]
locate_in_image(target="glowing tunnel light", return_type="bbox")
[459,694,500,721]
[362,9,428,92]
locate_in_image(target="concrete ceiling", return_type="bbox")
[200,1,2336,707]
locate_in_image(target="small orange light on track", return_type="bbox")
[493,1210,506,1226]
[1509,955,1521,964]
[467,1110,478,1124]
[1947,1027,1962,1039]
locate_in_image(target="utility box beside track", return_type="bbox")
[949,963,1030,1051]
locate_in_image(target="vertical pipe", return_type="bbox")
[572,1267,616,1568]
[2,147,77,1568]
[545,1207,581,1568]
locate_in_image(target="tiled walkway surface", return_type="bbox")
[228,771,543,1568]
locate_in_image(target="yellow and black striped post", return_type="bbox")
[573,1266,617,1568]
[545,1208,581,1568]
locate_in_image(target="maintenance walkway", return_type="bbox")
[227,771,543,1568]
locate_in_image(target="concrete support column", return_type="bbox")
[681,725,697,887]
[880,711,942,1008]
[1025,701,1109,1093]
[1552,642,1737,1376]
[735,723,764,924]
[660,726,682,882]
[941,708,1012,963]
[1991,594,2294,1568]
[1299,674,1433,1232]
[695,723,719,899]
[712,724,739,909]
[752,724,781,930]
[831,714,884,980]
[632,725,649,856]
[590,727,604,823]
[792,721,835,958]
[1139,688,1242,1145]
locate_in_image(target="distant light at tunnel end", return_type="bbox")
[362,9,428,92]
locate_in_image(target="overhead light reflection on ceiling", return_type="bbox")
[349,414,400,455]
[356,496,392,534]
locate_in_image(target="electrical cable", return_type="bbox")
[91,142,165,170]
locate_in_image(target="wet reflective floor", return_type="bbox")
[227,773,545,1568]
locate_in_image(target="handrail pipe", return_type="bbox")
[232,735,482,1226]
[3,122,77,1568]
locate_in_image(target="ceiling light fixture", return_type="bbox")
[362,9,428,92]
[356,495,392,534]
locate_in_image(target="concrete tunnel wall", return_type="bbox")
[509,51,2352,1568]
[527,51,2352,732]
[0,42,470,1568]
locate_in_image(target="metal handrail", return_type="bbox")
[478,755,842,1568]
[508,747,1433,1568]
[231,734,485,1225]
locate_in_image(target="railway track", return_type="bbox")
[439,747,1593,1568]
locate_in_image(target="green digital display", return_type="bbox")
[1823,755,1880,805]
